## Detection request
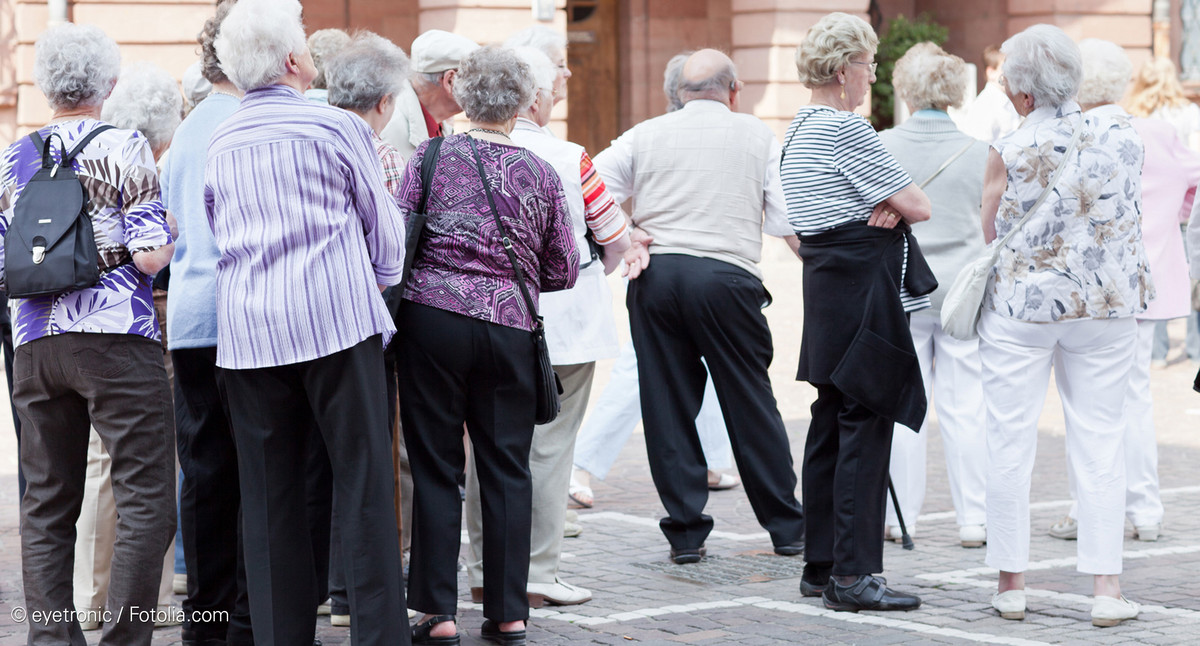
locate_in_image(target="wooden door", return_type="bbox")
[566,0,620,155]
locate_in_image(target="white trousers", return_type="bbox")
[1064,319,1163,527]
[74,429,176,613]
[886,313,988,528]
[979,311,1134,575]
[572,340,731,479]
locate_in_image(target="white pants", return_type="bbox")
[74,429,176,613]
[886,313,988,528]
[572,340,731,479]
[1064,319,1163,527]
[979,312,1134,575]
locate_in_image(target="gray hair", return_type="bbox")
[215,0,307,92]
[677,56,738,103]
[101,62,184,152]
[307,28,351,90]
[663,52,692,112]
[893,42,968,111]
[327,33,410,112]
[794,12,878,88]
[1077,38,1132,106]
[452,46,534,124]
[511,46,555,109]
[33,23,121,111]
[1000,24,1081,108]
[505,25,567,60]
[199,1,236,85]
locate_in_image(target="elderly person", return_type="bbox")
[878,43,990,549]
[304,28,350,104]
[163,2,255,643]
[1046,40,1200,547]
[783,11,932,612]
[205,0,408,643]
[396,46,577,645]
[506,26,572,105]
[380,29,479,158]
[979,25,1150,627]
[0,23,176,645]
[461,45,629,610]
[71,60,183,633]
[960,46,1021,144]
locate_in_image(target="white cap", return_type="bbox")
[411,29,479,74]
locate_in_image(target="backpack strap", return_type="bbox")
[62,125,115,164]
[27,125,115,174]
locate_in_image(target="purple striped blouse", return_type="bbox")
[204,85,406,369]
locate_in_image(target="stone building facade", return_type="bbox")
[0,0,1196,151]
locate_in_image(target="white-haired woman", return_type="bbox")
[204,0,409,642]
[782,11,932,612]
[396,46,577,646]
[460,45,630,611]
[980,25,1151,627]
[878,42,990,550]
[0,23,176,645]
[1045,39,1200,549]
[506,25,572,105]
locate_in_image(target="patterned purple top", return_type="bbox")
[400,135,578,330]
[0,119,171,347]
[204,85,407,369]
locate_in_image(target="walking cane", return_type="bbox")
[887,477,914,550]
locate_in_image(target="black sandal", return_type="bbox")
[480,618,526,645]
[411,614,460,645]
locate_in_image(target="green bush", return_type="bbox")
[871,13,949,129]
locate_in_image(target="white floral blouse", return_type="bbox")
[985,101,1153,322]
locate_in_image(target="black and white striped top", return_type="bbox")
[781,105,928,311]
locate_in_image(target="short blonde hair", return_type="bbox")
[893,42,966,111]
[795,12,878,88]
[1127,57,1190,117]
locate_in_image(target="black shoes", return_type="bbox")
[480,619,526,645]
[774,541,805,556]
[411,614,460,645]
[822,574,920,612]
[800,562,832,597]
[669,544,707,564]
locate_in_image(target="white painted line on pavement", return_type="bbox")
[458,595,1053,645]
[578,511,771,542]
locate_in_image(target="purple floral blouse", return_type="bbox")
[399,134,579,330]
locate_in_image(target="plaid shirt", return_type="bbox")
[373,131,406,200]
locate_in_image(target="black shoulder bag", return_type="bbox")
[383,136,444,342]
[466,137,562,424]
[5,125,113,298]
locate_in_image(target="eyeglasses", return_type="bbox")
[849,60,878,73]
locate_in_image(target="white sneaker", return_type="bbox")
[330,613,351,627]
[960,524,986,548]
[884,525,915,542]
[563,521,583,538]
[317,598,331,615]
[991,589,1026,620]
[173,573,188,595]
[1133,523,1160,542]
[155,604,184,628]
[527,578,592,607]
[1091,595,1139,627]
[1048,515,1077,540]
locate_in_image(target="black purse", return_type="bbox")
[466,137,562,424]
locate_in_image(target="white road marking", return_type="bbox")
[578,511,770,542]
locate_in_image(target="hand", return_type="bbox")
[868,202,901,229]
[165,209,179,240]
[622,230,652,279]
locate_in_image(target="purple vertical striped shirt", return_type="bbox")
[204,85,406,369]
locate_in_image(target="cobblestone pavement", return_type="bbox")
[0,251,1198,645]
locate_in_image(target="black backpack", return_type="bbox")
[4,125,112,298]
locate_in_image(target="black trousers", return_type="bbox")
[173,347,253,644]
[802,384,894,575]
[396,302,534,623]
[222,335,407,646]
[627,254,805,550]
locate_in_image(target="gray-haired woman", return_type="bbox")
[980,24,1150,627]
[878,42,990,550]
[396,45,578,646]
[0,23,176,645]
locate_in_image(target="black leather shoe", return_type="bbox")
[480,619,526,645]
[411,615,460,645]
[669,544,707,564]
[774,541,804,556]
[822,575,920,612]
[799,563,831,597]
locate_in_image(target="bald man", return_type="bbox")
[593,49,806,563]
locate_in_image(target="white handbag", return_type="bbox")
[940,124,1083,341]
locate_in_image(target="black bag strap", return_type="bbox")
[416,136,444,214]
[28,125,114,173]
[466,136,542,331]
